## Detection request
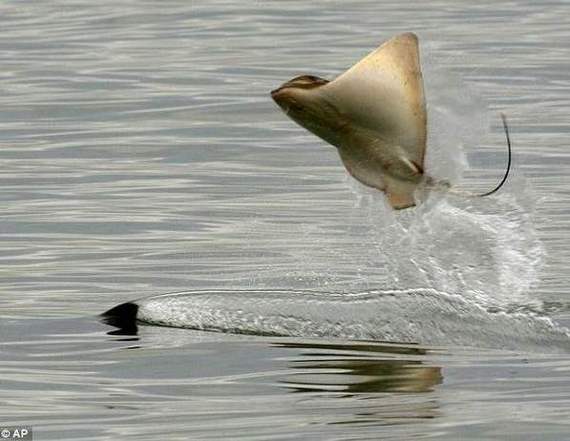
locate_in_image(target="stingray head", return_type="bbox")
[271,75,346,148]
[271,33,428,210]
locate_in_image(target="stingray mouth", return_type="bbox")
[270,88,304,115]
[270,86,287,104]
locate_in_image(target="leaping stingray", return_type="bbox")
[271,32,511,209]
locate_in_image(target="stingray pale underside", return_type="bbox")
[272,33,427,209]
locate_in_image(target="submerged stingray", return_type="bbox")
[271,32,510,209]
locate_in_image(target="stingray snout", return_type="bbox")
[271,86,291,106]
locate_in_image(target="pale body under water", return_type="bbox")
[2,1,570,440]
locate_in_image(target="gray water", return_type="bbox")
[2,1,570,440]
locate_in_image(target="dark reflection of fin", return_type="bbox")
[100,302,139,336]
[273,340,443,394]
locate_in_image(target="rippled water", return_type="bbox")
[2,1,570,440]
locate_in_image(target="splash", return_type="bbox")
[346,181,545,310]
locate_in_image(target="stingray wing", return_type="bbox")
[322,32,427,169]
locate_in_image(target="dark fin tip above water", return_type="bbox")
[100,302,139,336]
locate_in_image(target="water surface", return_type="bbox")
[2,1,570,440]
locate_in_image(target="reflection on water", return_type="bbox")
[274,341,442,394]
[3,317,447,437]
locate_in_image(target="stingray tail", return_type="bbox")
[477,113,512,197]
[426,113,512,200]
